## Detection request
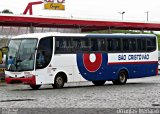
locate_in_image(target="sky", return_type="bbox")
[0,0,160,22]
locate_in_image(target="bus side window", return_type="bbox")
[147,38,156,51]
[107,39,121,52]
[129,39,136,51]
[107,39,112,52]
[90,38,106,52]
[113,39,121,51]
[36,37,53,69]
[137,39,142,51]
[73,38,89,52]
[55,38,63,53]
[55,37,72,53]
[137,38,146,51]
[80,39,89,51]
[123,39,129,51]
[98,38,106,51]
[141,39,146,51]
[73,38,81,52]
[91,38,98,51]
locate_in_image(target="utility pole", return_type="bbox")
[145,11,149,21]
[118,12,125,20]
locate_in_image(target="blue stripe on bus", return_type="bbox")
[76,53,158,81]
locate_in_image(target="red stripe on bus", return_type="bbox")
[5,76,36,85]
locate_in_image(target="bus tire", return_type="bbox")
[53,74,65,89]
[112,70,128,85]
[30,85,41,90]
[92,80,106,86]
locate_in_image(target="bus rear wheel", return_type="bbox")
[30,85,41,90]
[92,80,106,86]
[53,75,65,89]
[112,70,128,85]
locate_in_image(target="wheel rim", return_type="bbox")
[56,77,63,86]
[119,72,126,83]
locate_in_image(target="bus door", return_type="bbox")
[35,37,53,84]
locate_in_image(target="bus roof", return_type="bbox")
[12,32,156,39]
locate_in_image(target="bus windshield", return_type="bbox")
[7,39,37,71]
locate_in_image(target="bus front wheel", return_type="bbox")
[53,74,65,89]
[30,85,41,90]
[92,80,106,86]
[112,70,128,85]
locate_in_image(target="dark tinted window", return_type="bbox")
[147,38,156,51]
[55,37,72,53]
[107,39,112,51]
[54,36,156,53]
[141,39,146,51]
[123,39,129,51]
[137,39,146,51]
[107,39,121,51]
[36,37,53,69]
[113,39,121,51]
[137,39,142,50]
[98,38,106,51]
[129,39,136,51]
[91,39,98,51]
[73,38,89,52]
[90,38,106,51]
[123,39,136,51]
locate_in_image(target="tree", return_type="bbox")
[1,9,13,14]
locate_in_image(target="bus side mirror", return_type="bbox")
[0,49,2,64]
[1,47,9,64]
[2,46,9,53]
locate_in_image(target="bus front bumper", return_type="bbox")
[5,76,36,85]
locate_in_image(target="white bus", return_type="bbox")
[5,33,158,89]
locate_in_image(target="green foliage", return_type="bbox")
[156,34,160,50]
[1,9,13,14]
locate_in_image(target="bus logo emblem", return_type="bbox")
[83,53,102,72]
